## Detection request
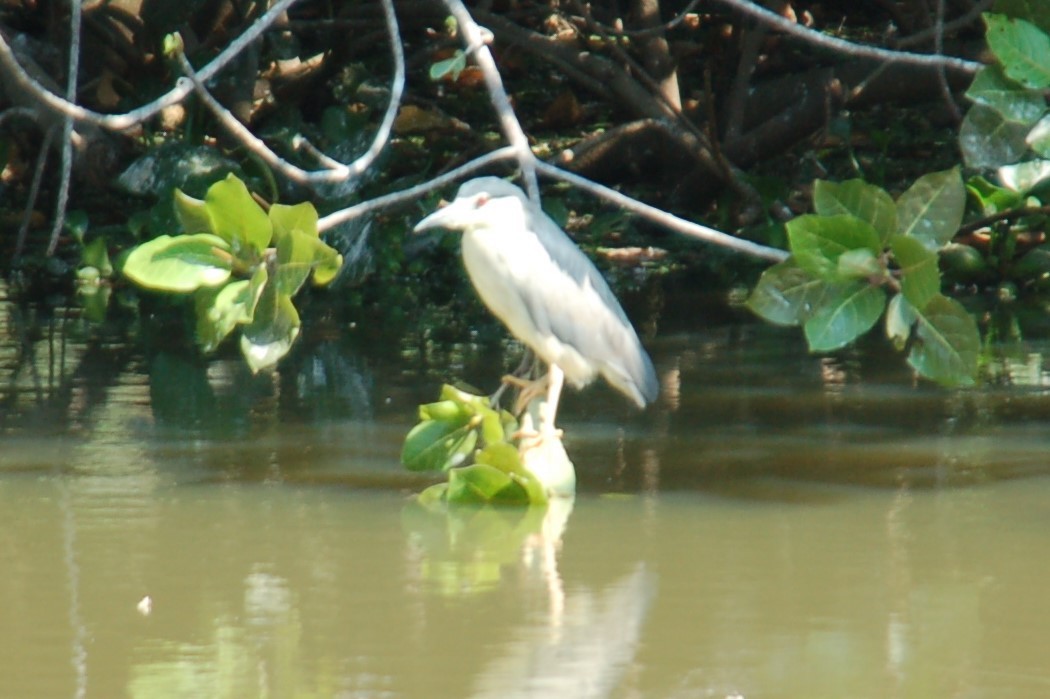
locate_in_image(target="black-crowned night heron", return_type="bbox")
[414,177,658,435]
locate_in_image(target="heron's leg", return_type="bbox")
[502,372,550,415]
[491,350,536,407]
[540,364,565,435]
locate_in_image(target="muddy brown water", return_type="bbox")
[2,286,1050,698]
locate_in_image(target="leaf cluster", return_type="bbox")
[401,384,548,507]
[952,6,1050,291]
[122,174,343,372]
[747,169,980,386]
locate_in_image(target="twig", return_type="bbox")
[174,0,405,189]
[534,161,789,262]
[570,0,702,38]
[894,0,992,48]
[933,0,963,123]
[47,0,83,256]
[16,126,55,259]
[316,147,519,232]
[319,144,787,263]
[710,0,981,73]
[441,0,540,202]
[956,206,1050,237]
[0,0,303,131]
[723,18,766,145]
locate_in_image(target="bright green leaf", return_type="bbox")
[474,442,547,505]
[896,168,965,250]
[81,237,112,277]
[813,179,897,243]
[271,202,342,291]
[123,234,232,292]
[174,189,212,234]
[239,286,300,373]
[890,235,940,308]
[907,295,980,386]
[205,174,272,256]
[418,398,474,424]
[401,419,478,472]
[194,279,254,353]
[966,175,1024,214]
[446,463,530,505]
[984,14,1050,90]
[787,214,882,281]
[270,202,318,238]
[803,282,887,352]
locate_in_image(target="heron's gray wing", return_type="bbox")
[517,207,658,406]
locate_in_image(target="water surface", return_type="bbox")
[3,287,1050,698]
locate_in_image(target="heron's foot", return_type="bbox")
[501,373,549,416]
[514,424,564,451]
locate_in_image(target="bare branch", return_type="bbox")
[174,0,405,190]
[534,162,789,263]
[441,0,540,202]
[16,127,54,260]
[711,0,981,73]
[46,0,83,256]
[317,147,519,233]
[0,0,302,131]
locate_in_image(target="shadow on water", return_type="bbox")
[4,279,1050,697]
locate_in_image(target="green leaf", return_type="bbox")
[836,248,884,280]
[271,202,343,291]
[959,104,1031,169]
[419,398,474,424]
[813,179,897,244]
[429,50,467,81]
[446,463,530,505]
[65,210,89,245]
[1027,116,1050,157]
[81,237,112,277]
[890,235,940,308]
[401,419,478,472]
[940,243,992,284]
[984,14,1050,90]
[787,214,882,281]
[997,158,1050,193]
[239,285,301,373]
[205,174,272,256]
[885,293,918,350]
[803,282,887,352]
[475,442,547,505]
[173,189,212,234]
[123,234,232,292]
[907,295,980,386]
[194,276,261,353]
[965,175,1024,215]
[270,201,318,238]
[992,0,1050,34]
[896,168,965,250]
[964,64,1047,125]
[747,259,842,325]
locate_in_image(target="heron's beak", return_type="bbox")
[413,199,457,233]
